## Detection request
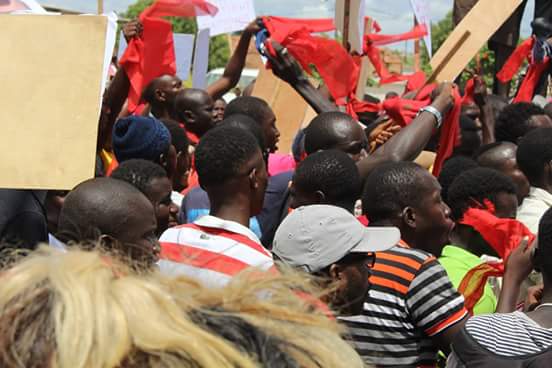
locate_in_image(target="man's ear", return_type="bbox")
[402,207,416,229]
[155,89,166,102]
[329,264,344,281]
[183,110,195,123]
[248,168,258,189]
[314,190,326,204]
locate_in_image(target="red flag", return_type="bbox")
[513,58,550,103]
[462,78,476,105]
[497,38,534,83]
[120,16,177,113]
[457,201,536,314]
[432,88,462,176]
[142,0,218,18]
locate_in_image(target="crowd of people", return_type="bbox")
[4,1,552,367]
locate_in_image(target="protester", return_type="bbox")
[159,126,273,286]
[517,127,552,233]
[0,190,48,250]
[160,119,191,201]
[289,150,361,213]
[111,115,177,179]
[495,102,552,143]
[212,97,227,123]
[141,74,182,120]
[179,114,266,237]
[441,168,518,315]
[452,115,482,157]
[448,210,548,367]
[0,247,365,368]
[273,205,399,315]
[112,159,178,236]
[174,88,216,145]
[56,177,159,268]
[224,96,281,155]
[438,156,479,203]
[341,161,467,366]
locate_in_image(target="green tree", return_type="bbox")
[421,11,496,88]
[122,0,229,70]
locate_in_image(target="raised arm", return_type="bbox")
[206,20,260,100]
[266,42,338,114]
[356,83,455,180]
[97,20,141,152]
[473,76,496,144]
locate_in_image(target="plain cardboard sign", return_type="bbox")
[429,0,523,83]
[0,15,108,189]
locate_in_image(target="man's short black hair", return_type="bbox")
[517,127,552,184]
[294,150,361,210]
[220,114,266,151]
[538,207,552,277]
[195,125,260,188]
[111,159,167,195]
[224,96,272,125]
[447,167,516,220]
[438,156,479,202]
[161,119,189,154]
[362,162,429,222]
[496,102,545,143]
[304,111,357,155]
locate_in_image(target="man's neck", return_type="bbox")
[151,105,170,120]
[369,218,419,248]
[209,197,251,228]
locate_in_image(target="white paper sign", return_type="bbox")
[196,0,255,37]
[192,28,211,89]
[0,0,46,13]
[118,32,195,80]
[410,0,432,58]
[335,0,366,54]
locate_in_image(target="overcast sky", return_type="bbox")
[43,0,535,39]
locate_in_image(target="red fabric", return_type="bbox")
[142,0,218,18]
[462,78,476,105]
[432,88,462,176]
[120,16,177,113]
[404,71,427,94]
[457,201,536,314]
[513,58,550,103]
[497,38,534,83]
[262,16,335,39]
[382,96,426,127]
[458,262,504,315]
[459,203,535,260]
[363,24,428,85]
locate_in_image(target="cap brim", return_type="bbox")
[350,226,401,253]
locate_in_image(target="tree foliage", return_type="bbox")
[122,0,229,70]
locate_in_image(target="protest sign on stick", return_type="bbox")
[429,0,523,83]
[192,28,211,89]
[197,0,255,37]
[0,15,108,189]
[409,0,432,59]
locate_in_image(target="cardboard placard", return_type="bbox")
[196,0,255,37]
[192,28,210,89]
[429,0,523,83]
[0,15,108,189]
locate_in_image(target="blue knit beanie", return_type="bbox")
[112,116,171,163]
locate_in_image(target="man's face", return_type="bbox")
[174,149,191,192]
[332,122,368,162]
[500,156,530,204]
[116,195,160,268]
[144,176,178,235]
[194,94,215,135]
[212,99,226,124]
[410,173,454,256]
[333,253,374,315]
[262,110,280,153]
[157,76,182,107]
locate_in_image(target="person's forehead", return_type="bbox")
[147,177,171,195]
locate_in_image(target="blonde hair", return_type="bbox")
[0,247,364,368]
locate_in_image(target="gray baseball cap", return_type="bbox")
[273,205,400,273]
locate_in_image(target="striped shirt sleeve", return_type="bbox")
[407,257,468,336]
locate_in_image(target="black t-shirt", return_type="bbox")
[0,190,48,250]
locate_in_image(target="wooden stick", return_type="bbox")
[356,18,374,99]
[342,0,351,50]
[414,16,420,72]
[97,0,103,14]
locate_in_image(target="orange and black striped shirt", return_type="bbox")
[340,240,467,367]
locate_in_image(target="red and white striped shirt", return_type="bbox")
[159,215,274,287]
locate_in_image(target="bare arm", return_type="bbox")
[474,77,496,144]
[267,42,338,113]
[96,20,140,152]
[356,83,454,180]
[206,20,260,100]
